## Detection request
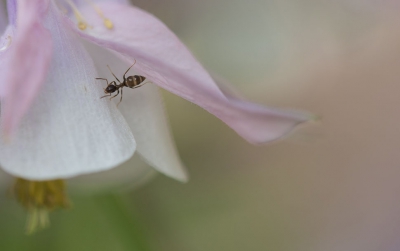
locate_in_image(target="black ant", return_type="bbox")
[96,60,147,106]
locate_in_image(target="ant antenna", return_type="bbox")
[107,65,121,83]
[123,59,137,78]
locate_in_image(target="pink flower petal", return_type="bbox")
[0,26,15,91]
[71,2,312,144]
[0,0,52,136]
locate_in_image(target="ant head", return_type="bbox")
[104,84,117,94]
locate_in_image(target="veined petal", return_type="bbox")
[83,41,188,182]
[0,1,136,180]
[70,2,312,144]
[1,0,52,136]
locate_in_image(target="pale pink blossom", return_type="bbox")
[0,0,312,181]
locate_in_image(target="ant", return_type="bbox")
[96,59,147,106]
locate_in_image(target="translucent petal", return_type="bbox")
[83,41,188,181]
[70,2,313,144]
[0,2,135,180]
[120,84,188,182]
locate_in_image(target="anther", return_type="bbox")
[78,22,87,30]
[103,19,113,29]
[0,36,12,52]
[65,0,90,30]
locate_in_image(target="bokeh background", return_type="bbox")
[2,0,400,250]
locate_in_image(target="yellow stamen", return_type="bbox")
[103,19,113,30]
[13,178,70,234]
[0,36,12,52]
[85,0,114,29]
[65,0,90,30]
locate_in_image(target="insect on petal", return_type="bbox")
[70,2,313,144]
[84,41,188,182]
[0,1,136,180]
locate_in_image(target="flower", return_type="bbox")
[0,0,312,181]
[0,0,312,231]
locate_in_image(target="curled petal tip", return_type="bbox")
[175,171,189,183]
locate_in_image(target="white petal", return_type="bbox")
[83,41,188,182]
[0,2,135,180]
[120,84,188,182]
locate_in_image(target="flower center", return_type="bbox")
[13,178,70,234]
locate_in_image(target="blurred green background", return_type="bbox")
[3,0,400,250]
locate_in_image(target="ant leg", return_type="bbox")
[100,94,111,99]
[117,88,123,107]
[110,89,120,100]
[123,59,137,81]
[96,78,109,86]
[107,65,122,84]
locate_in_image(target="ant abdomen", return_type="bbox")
[126,75,146,88]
